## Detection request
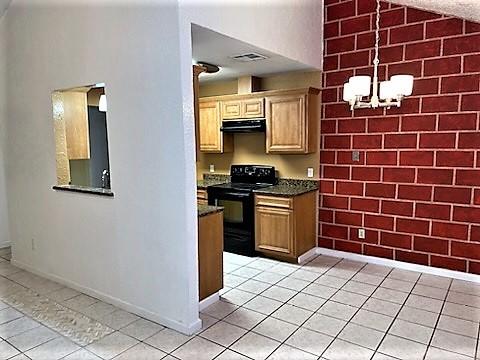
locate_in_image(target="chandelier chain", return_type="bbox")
[374,0,381,66]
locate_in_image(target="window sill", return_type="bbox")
[53,185,114,197]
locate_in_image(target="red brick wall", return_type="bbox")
[320,0,480,274]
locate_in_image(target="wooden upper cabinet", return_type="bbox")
[266,94,306,153]
[199,101,233,153]
[198,87,319,154]
[266,88,319,154]
[222,98,265,120]
[63,92,90,160]
[222,100,242,119]
[243,98,264,118]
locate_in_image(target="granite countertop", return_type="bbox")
[198,205,224,217]
[253,179,319,197]
[197,174,230,189]
[197,173,318,197]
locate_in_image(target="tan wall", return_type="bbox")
[197,71,321,180]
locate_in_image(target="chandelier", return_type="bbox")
[343,0,414,110]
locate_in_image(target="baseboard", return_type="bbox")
[298,247,317,264]
[199,292,219,311]
[11,259,202,335]
[316,247,480,284]
[0,241,10,249]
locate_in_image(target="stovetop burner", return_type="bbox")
[209,165,277,193]
[210,182,272,192]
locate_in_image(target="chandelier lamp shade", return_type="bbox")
[343,0,414,110]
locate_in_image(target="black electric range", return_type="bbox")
[207,165,277,256]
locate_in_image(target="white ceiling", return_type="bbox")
[0,0,11,18]
[191,24,315,83]
[388,0,480,23]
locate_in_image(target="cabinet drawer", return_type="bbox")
[222,101,242,119]
[243,98,264,118]
[255,195,293,209]
[197,189,208,200]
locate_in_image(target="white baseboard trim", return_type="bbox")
[199,292,219,311]
[11,259,202,335]
[316,247,480,284]
[0,241,10,249]
[298,247,317,264]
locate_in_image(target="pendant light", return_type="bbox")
[99,94,107,112]
[343,0,414,110]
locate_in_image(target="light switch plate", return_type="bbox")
[209,164,215,173]
[307,168,314,178]
[358,229,366,239]
[352,151,360,162]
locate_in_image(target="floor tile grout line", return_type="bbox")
[320,265,387,359]
[60,266,480,359]
[284,259,373,358]
[251,255,353,359]
[373,270,426,359]
[475,322,479,360]
[0,270,154,359]
[317,261,396,359]
[220,255,334,358]
[200,255,318,360]
[3,250,480,360]
[423,278,452,360]
[207,254,344,359]
[219,257,458,359]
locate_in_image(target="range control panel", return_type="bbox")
[230,165,277,185]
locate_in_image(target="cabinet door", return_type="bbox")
[266,95,306,153]
[255,206,294,256]
[222,100,242,119]
[63,92,90,160]
[199,102,222,152]
[243,98,264,118]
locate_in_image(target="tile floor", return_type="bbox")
[0,246,480,359]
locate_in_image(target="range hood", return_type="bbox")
[220,119,266,133]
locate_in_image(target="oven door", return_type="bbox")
[207,189,255,256]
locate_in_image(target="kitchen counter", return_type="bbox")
[198,205,224,217]
[197,173,318,196]
[197,174,230,189]
[253,179,318,197]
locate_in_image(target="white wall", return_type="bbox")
[5,0,200,333]
[0,13,9,248]
[3,0,324,335]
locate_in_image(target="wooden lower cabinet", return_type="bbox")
[255,206,294,256]
[198,211,224,301]
[197,189,208,205]
[255,192,316,262]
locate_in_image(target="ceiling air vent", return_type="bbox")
[230,52,269,62]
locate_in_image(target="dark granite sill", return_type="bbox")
[53,185,114,197]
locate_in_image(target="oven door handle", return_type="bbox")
[218,192,251,199]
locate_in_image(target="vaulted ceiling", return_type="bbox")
[0,1,478,30]
[388,0,480,23]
